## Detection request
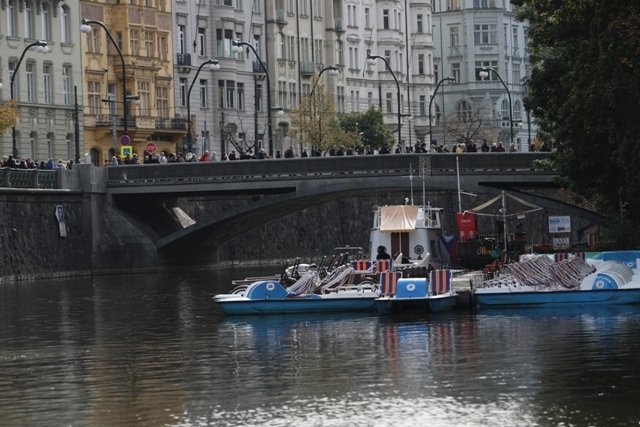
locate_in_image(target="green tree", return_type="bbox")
[517,0,640,243]
[338,107,395,152]
[291,78,358,154]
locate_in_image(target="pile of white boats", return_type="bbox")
[213,200,640,316]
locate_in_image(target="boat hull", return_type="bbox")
[216,297,378,315]
[377,295,457,315]
[475,288,640,307]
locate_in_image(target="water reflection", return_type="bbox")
[1,272,640,426]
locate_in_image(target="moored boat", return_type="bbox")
[474,251,640,307]
[376,270,457,315]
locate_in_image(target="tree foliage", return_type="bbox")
[0,100,18,135]
[517,0,640,242]
[338,107,395,152]
[290,78,358,154]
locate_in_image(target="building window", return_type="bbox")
[156,86,169,118]
[383,9,389,29]
[512,63,521,85]
[447,0,460,10]
[501,99,509,120]
[473,0,495,7]
[514,100,522,121]
[63,65,72,105]
[130,29,140,55]
[226,80,235,108]
[365,7,371,28]
[26,62,35,103]
[200,80,208,108]
[278,81,286,109]
[277,33,285,59]
[179,78,187,107]
[87,81,101,115]
[416,14,423,34]
[474,24,497,45]
[419,95,427,116]
[289,82,297,108]
[145,31,156,57]
[418,54,425,75]
[87,28,101,53]
[198,28,206,56]
[158,35,168,60]
[43,64,52,105]
[138,81,151,115]
[386,92,392,113]
[256,84,262,111]
[7,0,16,37]
[216,29,235,58]
[452,63,460,83]
[336,40,344,66]
[60,6,70,43]
[238,83,244,110]
[41,2,51,40]
[475,60,498,80]
[450,26,459,46]
[47,133,54,159]
[24,1,34,38]
[337,86,345,113]
[458,100,472,122]
[178,25,186,54]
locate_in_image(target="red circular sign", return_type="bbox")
[145,142,157,154]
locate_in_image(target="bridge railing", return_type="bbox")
[0,168,59,189]
[106,153,553,186]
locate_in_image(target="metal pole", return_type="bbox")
[82,20,128,136]
[10,40,48,158]
[367,55,401,148]
[483,67,513,147]
[233,41,273,157]
[74,86,80,163]
[186,59,218,154]
[429,77,455,145]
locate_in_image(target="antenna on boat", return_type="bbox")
[422,164,426,209]
[409,163,414,205]
[456,156,462,213]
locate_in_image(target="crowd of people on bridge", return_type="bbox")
[1,155,74,169]
[2,137,550,169]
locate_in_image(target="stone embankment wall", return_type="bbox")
[0,179,593,281]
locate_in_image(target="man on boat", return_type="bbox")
[376,246,391,260]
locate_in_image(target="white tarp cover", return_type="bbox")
[380,205,419,231]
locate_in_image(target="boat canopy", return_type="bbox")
[380,205,419,232]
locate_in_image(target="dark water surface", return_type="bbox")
[2,268,640,426]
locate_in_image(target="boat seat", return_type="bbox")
[375,259,393,273]
[430,269,452,295]
[351,260,373,271]
[379,271,402,297]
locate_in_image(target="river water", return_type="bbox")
[2,267,640,426]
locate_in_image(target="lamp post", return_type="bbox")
[479,66,513,147]
[10,40,49,158]
[80,19,129,139]
[428,76,455,145]
[310,65,338,97]
[232,40,273,157]
[367,54,401,147]
[186,59,220,154]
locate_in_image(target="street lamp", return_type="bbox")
[232,40,274,157]
[429,76,455,145]
[186,59,220,154]
[367,54,401,147]
[10,40,49,158]
[310,65,338,97]
[80,19,130,141]
[479,66,513,147]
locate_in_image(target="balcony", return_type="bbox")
[253,60,265,73]
[93,115,137,129]
[276,9,287,26]
[300,62,316,77]
[156,117,187,130]
[333,17,344,33]
[176,53,191,66]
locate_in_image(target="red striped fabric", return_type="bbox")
[352,260,372,271]
[429,269,452,295]
[380,272,402,297]
[375,260,392,273]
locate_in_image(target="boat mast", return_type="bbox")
[502,190,508,250]
[456,156,462,213]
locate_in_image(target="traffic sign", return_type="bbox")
[145,142,157,154]
[120,134,131,146]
